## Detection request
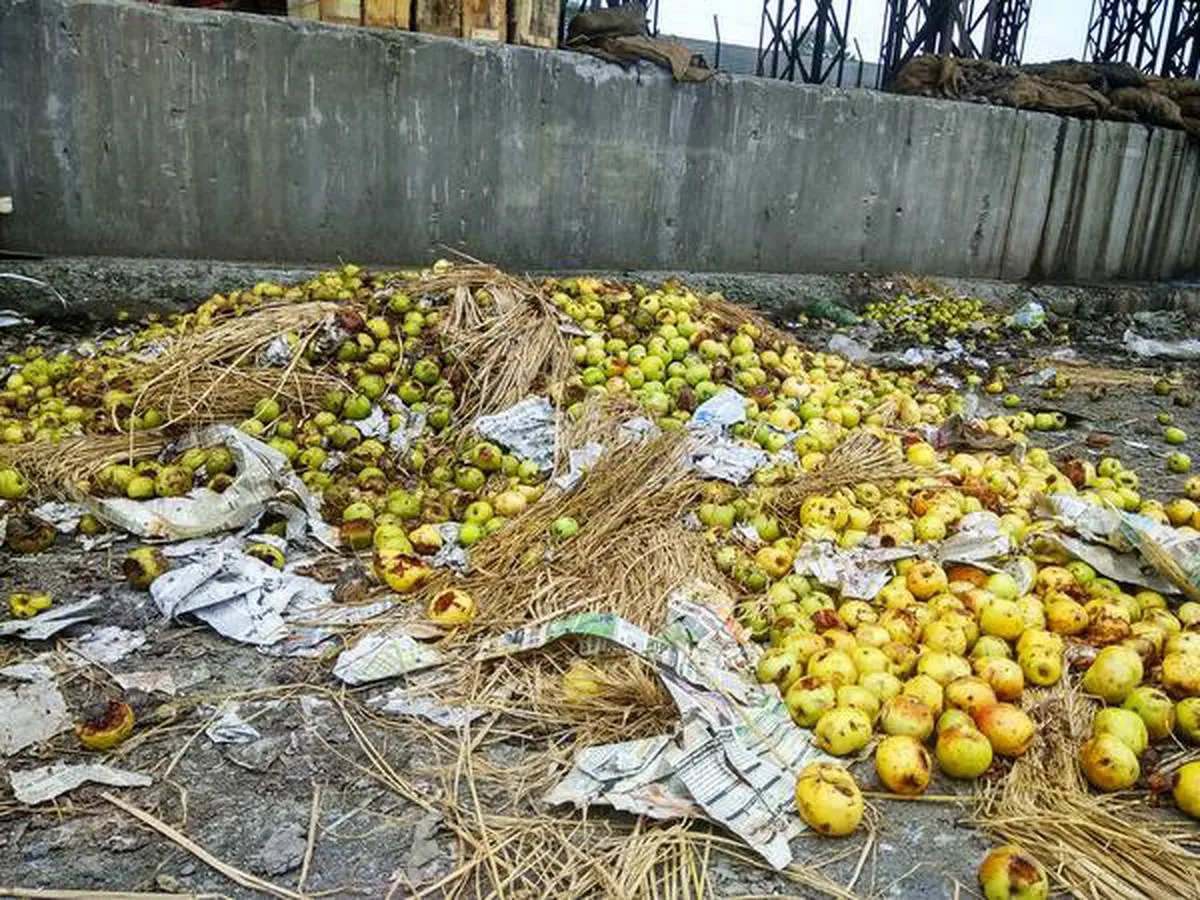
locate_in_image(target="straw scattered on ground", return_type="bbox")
[971,679,1200,899]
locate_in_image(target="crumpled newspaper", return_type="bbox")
[793,512,1013,600]
[1,661,70,756]
[479,581,830,870]
[366,691,485,728]
[333,625,445,685]
[1041,494,1200,599]
[152,540,330,646]
[0,595,102,640]
[83,425,334,545]
[474,396,557,472]
[10,762,151,804]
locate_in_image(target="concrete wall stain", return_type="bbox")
[1,0,1198,280]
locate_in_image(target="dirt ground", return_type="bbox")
[1,271,1199,899]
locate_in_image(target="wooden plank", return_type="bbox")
[318,0,362,24]
[414,0,462,37]
[287,0,321,19]
[364,0,412,28]
[509,0,558,48]
[462,0,505,42]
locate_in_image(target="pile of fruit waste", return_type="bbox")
[2,261,1200,897]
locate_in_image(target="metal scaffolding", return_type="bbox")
[757,0,854,84]
[878,1,1032,85]
[1085,0,1168,71]
[1162,0,1200,77]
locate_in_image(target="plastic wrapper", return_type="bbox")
[688,389,746,432]
[1007,300,1046,330]
[1124,329,1200,361]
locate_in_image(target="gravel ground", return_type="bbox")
[1,266,1198,898]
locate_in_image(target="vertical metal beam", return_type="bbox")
[1162,0,1200,77]
[880,1,1031,85]
[758,1,855,85]
[1086,0,1169,72]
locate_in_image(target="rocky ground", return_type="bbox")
[1,267,1199,899]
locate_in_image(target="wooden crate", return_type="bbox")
[320,0,364,24]
[364,0,412,29]
[414,0,462,37]
[288,0,363,24]
[509,0,559,48]
[463,0,505,42]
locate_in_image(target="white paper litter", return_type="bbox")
[1,663,70,756]
[1042,494,1200,599]
[333,626,445,685]
[205,704,261,744]
[473,396,557,472]
[688,438,768,485]
[66,626,147,666]
[85,425,331,543]
[553,441,607,491]
[150,541,333,646]
[0,595,102,640]
[367,690,485,727]
[688,389,746,432]
[1124,329,1200,361]
[114,670,178,696]
[10,762,152,805]
[480,581,830,870]
[31,501,86,534]
[380,394,427,457]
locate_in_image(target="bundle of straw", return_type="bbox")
[448,429,714,633]
[131,300,340,428]
[433,271,574,420]
[769,430,918,518]
[0,432,166,496]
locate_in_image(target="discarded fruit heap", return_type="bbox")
[3,261,1200,872]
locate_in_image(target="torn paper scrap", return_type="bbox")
[11,762,152,805]
[205,705,261,744]
[488,581,830,869]
[553,441,607,491]
[0,595,102,640]
[84,425,331,543]
[1,668,70,756]
[688,389,746,432]
[151,545,333,646]
[114,670,178,696]
[473,396,557,472]
[66,626,147,666]
[334,626,445,685]
[367,691,485,728]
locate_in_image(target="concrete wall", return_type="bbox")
[2,0,1199,281]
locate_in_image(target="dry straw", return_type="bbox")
[971,679,1200,899]
[415,265,574,420]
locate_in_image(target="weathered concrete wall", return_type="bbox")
[2,0,1199,280]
